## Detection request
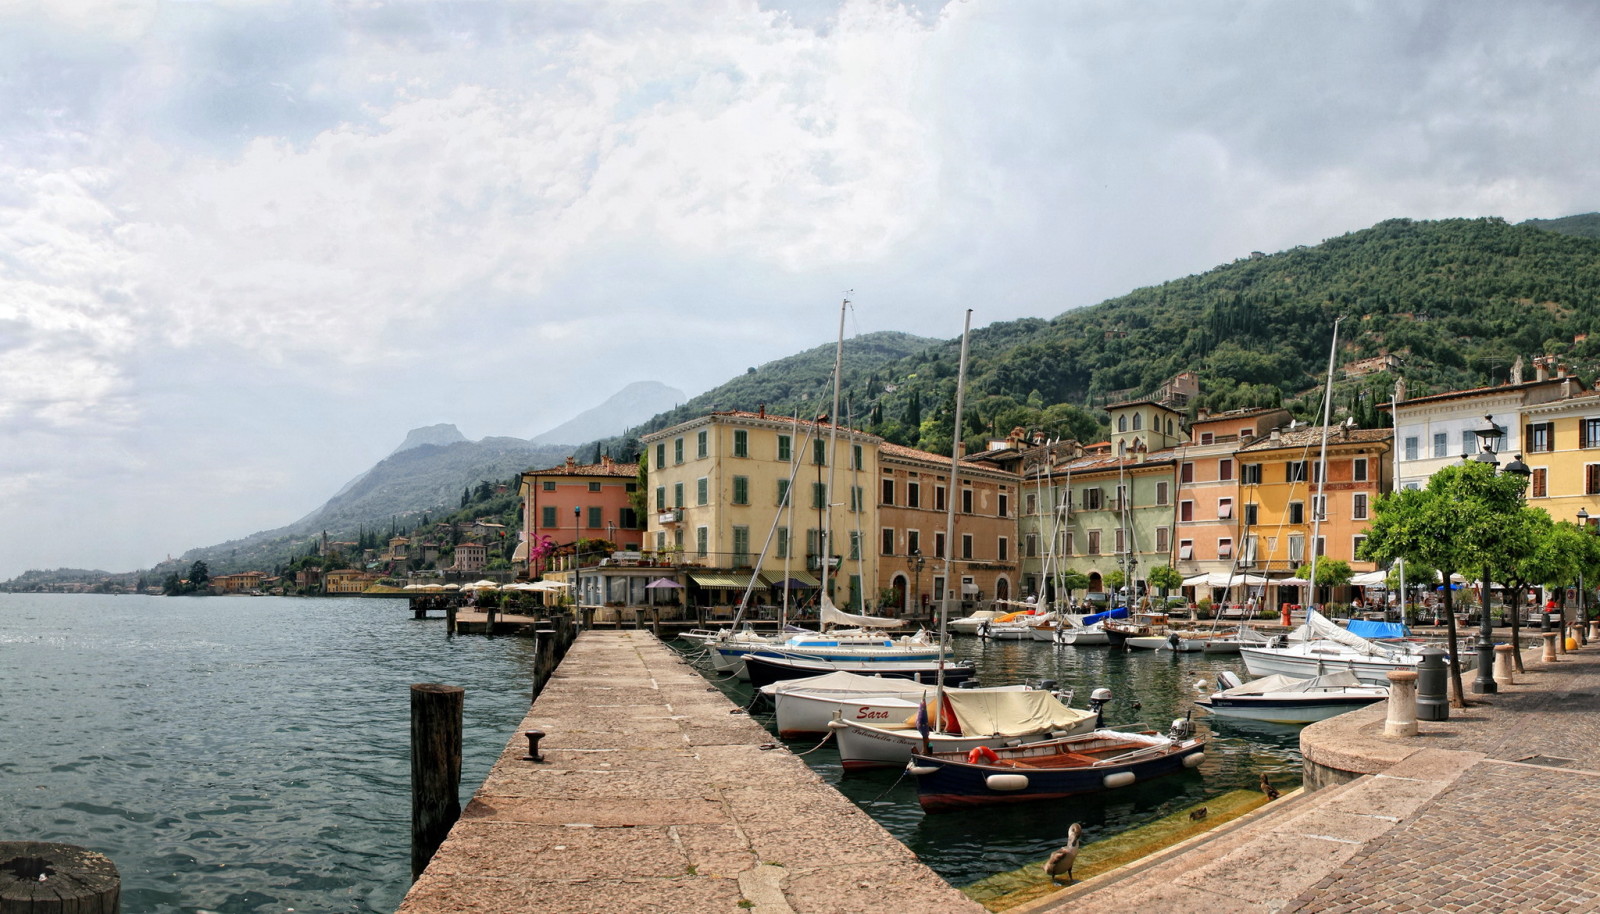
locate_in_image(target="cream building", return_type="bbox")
[641,411,882,612]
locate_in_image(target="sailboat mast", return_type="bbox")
[1309,317,1342,608]
[1391,382,1405,613]
[821,297,847,610]
[939,310,974,691]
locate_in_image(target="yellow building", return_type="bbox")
[641,411,881,611]
[1234,424,1391,582]
[1520,388,1600,521]
[324,569,382,594]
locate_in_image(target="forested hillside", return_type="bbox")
[599,216,1600,458]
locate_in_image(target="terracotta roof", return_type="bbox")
[526,459,638,477]
[1236,425,1392,453]
[878,441,1015,476]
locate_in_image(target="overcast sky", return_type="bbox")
[4,0,1599,579]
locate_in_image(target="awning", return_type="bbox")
[774,570,820,587]
[1178,545,1194,560]
[688,572,765,589]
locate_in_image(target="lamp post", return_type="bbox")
[909,549,925,618]
[1468,415,1530,695]
[1578,508,1590,645]
[573,506,582,609]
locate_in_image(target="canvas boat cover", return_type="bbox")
[1219,669,1365,696]
[762,670,930,698]
[1288,608,1407,658]
[943,689,1095,737]
[1347,620,1409,639]
[820,594,904,630]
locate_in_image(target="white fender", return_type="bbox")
[906,764,940,777]
[1104,771,1137,789]
[1183,750,1207,768]
[985,773,1030,792]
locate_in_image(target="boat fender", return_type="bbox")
[1104,771,1137,789]
[827,717,849,730]
[967,746,1000,765]
[1183,750,1207,768]
[906,764,940,777]
[985,773,1030,792]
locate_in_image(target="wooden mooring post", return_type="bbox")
[410,683,464,881]
[0,841,120,913]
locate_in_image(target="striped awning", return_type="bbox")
[688,572,765,589]
[772,570,820,587]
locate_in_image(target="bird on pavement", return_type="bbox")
[1190,807,1208,821]
[1260,773,1281,801]
[1044,822,1083,886]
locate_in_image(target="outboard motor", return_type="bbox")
[1167,632,1182,651]
[1088,687,1114,727]
[1039,679,1058,691]
[1168,711,1196,742]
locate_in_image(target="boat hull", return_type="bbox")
[908,730,1207,811]
[742,653,976,689]
[832,712,1099,770]
[1197,693,1386,724]
[1239,645,1469,686]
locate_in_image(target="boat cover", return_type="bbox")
[819,594,906,629]
[1218,669,1365,696]
[1081,606,1130,625]
[1292,608,1406,657]
[1347,620,1409,639]
[762,670,928,698]
[942,689,1095,738]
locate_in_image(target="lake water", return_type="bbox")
[682,633,1304,888]
[1,594,1303,911]
[0,594,534,914]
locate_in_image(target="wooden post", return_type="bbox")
[0,842,120,913]
[445,601,457,636]
[411,683,464,881]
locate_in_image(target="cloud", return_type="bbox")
[4,0,1600,577]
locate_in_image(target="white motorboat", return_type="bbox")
[1195,670,1388,724]
[829,687,1104,770]
[948,610,1004,635]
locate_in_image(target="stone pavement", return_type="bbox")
[1015,639,1600,914]
[396,630,982,914]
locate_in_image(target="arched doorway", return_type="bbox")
[891,575,908,614]
[1088,571,1104,592]
[995,578,1010,601]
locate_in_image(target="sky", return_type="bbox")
[4,0,1600,579]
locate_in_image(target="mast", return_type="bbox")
[939,310,974,694]
[820,296,847,615]
[1309,317,1342,612]
[1391,381,1405,614]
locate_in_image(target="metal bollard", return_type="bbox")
[1416,646,1449,721]
[1384,670,1419,737]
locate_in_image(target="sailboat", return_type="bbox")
[1238,319,1472,685]
[705,298,954,681]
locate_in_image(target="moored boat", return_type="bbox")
[742,652,976,688]
[905,720,1207,811]
[763,671,1028,739]
[1195,669,1388,724]
[830,687,1103,770]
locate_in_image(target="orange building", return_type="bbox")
[518,456,643,575]
[1172,407,1292,584]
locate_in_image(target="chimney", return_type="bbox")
[1559,362,1569,378]
[758,404,766,418]
[1197,407,1210,421]
[565,456,577,468]
[1564,377,1576,398]
[601,455,614,468]
[1536,357,1551,382]
[1270,429,1281,442]
[957,441,967,457]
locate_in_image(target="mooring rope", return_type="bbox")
[789,730,833,757]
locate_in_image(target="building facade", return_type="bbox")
[641,411,881,611]
[518,455,643,575]
[1173,407,1293,586]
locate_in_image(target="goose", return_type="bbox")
[1044,822,1083,886]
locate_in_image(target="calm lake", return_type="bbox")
[2,594,1301,911]
[0,593,533,914]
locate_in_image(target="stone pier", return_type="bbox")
[397,630,982,913]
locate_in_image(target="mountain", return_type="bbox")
[1520,212,1600,240]
[391,423,469,454]
[592,216,1600,461]
[531,381,685,445]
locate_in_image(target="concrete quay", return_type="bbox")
[396,630,983,914]
[1015,639,1600,914]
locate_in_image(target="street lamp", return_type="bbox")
[573,505,582,607]
[909,549,925,617]
[1467,415,1529,694]
[1578,508,1591,644]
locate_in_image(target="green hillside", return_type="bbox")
[635,216,1600,456]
